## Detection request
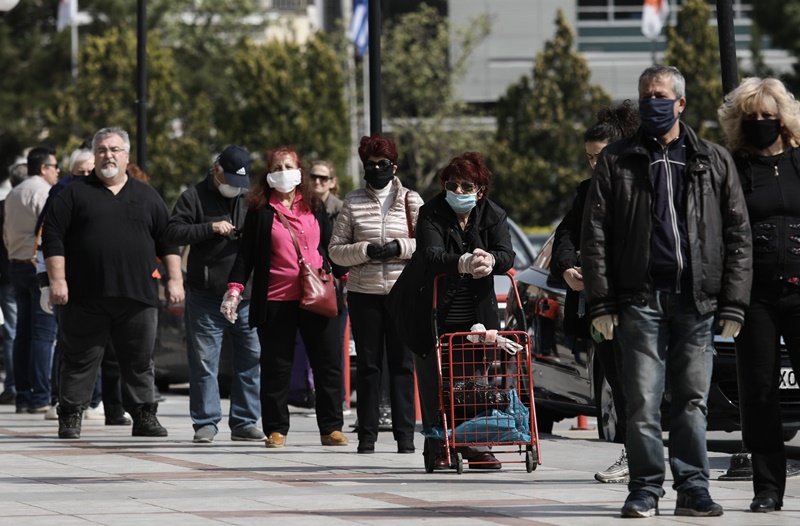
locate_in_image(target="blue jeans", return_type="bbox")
[616,291,714,497]
[185,290,261,432]
[0,282,17,393]
[8,262,56,409]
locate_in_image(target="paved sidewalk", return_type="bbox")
[0,393,798,525]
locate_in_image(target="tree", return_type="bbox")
[664,0,722,141]
[380,4,491,198]
[488,10,610,227]
[751,0,800,91]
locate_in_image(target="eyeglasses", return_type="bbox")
[310,174,332,182]
[364,159,393,170]
[96,147,127,156]
[445,180,479,193]
[44,163,60,170]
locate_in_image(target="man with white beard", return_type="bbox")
[42,127,184,440]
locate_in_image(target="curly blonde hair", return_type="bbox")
[718,77,800,154]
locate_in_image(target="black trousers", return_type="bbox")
[594,337,627,444]
[58,298,157,413]
[348,292,415,442]
[735,281,800,503]
[257,300,343,436]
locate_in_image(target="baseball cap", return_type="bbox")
[216,145,251,189]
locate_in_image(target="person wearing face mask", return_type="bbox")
[223,146,349,449]
[328,134,423,454]
[718,77,800,514]
[409,151,514,471]
[164,145,264,444]
[582,65,752,518]
[550,101,639,484]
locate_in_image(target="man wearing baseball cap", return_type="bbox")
[163,145,264,444]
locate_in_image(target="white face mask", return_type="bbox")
[218,184,240,198]
[266,169,302,193]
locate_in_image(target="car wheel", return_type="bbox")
[535,407,555,434]
[783,429,798,442]
[593,363,620,443]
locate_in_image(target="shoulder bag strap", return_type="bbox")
[275,209,305,263]
[405,191,415,239]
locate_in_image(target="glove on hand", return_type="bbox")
[719,319,742,339]
[470,248,494,278]
[220,289,241,323]
[592,314,619,341]
[366,243,384,259]
[39,286,53,315]
[367,240,400,260]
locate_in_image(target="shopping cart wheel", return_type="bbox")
[526,446,537,472]
[454,451,463,474]
[423,438,438,473]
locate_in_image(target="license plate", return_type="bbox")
[780,367,799,390]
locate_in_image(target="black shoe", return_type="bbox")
[357,440,375,454]
[750,497,781,513]
[397,438,415,454]
[675,487,723,517]
[58,410,83,439]
[0,390,16,405]
[132,403,168,437]
[105,415,132,426]
[621,489,659,518]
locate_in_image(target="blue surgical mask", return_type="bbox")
[445,190,477,214]
[639,97,680,137]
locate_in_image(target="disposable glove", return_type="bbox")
[39,286,53,315]
[220,289,241,323]
[719,319,742,339]
[591,314,619,341]
[470,248,494,278]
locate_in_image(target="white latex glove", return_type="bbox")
[458,252,476,274]
[470,248,494,278]
[592,314,619,341]
[719,319,742,339]
[39,286,53,315]
[220,289,241,323]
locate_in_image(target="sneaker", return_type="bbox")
[84,402,105,420]
[595,448,629,483]
[58,411,83,439]
[45,403,59,421]
[621,489,659,518]
[231,426,266,442]
[342,400,352,417]
[0,390,16,405]
[675,487,723,517]
[193,426,216,444]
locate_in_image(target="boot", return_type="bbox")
[58,405,83,439]
[131,402,168,437]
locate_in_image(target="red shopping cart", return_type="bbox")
[423,273,540,474]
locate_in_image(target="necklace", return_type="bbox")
[770,149,788,177]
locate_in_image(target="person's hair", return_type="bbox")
[92,127,131,153]
[584,100,640,143]
[438,152,492,202]
[68,148,93,172]
[247,146,321,212]
[310,159,339,197]
[127,163,151,184]
[27,146,57,176]
[357,133,398,164]
[718,77,800,154]
[8,161,28,187]
[639,64,685,99]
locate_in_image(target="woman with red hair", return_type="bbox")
[223,146,349,449]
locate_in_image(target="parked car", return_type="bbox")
[504,232,800,442]
[494,219,539,327]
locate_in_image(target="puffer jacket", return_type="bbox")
[328,177,424,295]
[581,123,752,324]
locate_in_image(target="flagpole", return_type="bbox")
[344,0,361,187]
[70,14,78,82]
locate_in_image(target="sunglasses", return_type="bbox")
[445,180,479,193]
[364,159,393,170]
[310,173,332,182]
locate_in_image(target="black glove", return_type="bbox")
[381,240,400,258]
[367,243,384,259]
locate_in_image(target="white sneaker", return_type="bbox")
[44,403,58,421]
[84,402,105,420]
[595,448,629,483]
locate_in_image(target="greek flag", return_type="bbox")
[349,0,368,56]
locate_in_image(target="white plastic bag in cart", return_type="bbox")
[466,323,524,354]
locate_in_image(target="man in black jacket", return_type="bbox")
[164,145,263,444]
[581,65,752,518]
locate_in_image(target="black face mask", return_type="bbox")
[365,165,394,189]
[741,119,782,151]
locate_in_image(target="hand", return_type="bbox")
[366,243,384,259]
[562,267,584,291]
[381,240,400,258]
[39,286,53,315]
[166,278,185,305]
[592,314,618,341]
[470,248,494,278]
[719,319,741,339]
[49,278,69,307]
[212,220,236,236]
[220,289,241,323]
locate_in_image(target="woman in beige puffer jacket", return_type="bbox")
[328,133,423,454]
